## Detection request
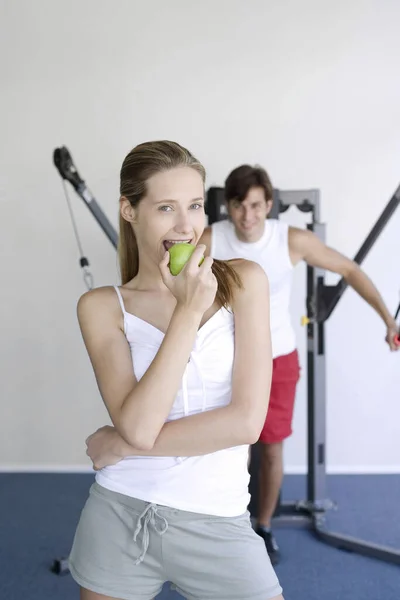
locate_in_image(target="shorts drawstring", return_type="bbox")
[133,503,169,565]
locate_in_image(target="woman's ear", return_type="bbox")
[120,196,136,223]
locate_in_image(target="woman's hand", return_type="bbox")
[85,425,128,471]
[159,244,217,316]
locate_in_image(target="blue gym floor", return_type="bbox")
[1,473,399,600]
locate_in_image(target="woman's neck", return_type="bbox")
[131,259,169,292]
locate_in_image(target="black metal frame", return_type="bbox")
[53,147,118,249]
[52,147,400,573]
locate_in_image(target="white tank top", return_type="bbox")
[95,286,250,517]
[211,219,296,358]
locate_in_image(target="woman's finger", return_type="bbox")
[159,251,173,285]
[198,255,213,274]
[185,244,207,274]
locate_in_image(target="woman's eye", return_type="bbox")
[158,203,203,212]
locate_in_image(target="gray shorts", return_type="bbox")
[69,482,283,600]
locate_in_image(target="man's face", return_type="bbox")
[227,186,273,242]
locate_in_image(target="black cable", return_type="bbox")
[61,179,94,290]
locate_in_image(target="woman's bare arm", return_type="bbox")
[86,260,272,464]
[78,286,203,451]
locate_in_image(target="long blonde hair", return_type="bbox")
[118,140,242,307]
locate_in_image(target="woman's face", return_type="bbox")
[122,166,206,273]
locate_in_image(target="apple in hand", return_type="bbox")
[168,243,204,276]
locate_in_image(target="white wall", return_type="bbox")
[1,0,399,473]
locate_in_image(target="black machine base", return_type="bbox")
[272,503,400,566]
[249,442,400,567]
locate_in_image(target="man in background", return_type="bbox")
[200,164,399,565]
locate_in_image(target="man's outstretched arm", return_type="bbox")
[288,227,399,351]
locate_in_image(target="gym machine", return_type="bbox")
[51,147,400,574]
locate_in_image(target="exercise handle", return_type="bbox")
[53,146,84,191]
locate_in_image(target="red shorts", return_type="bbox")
[259,349,300,444]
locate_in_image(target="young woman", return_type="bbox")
[68,140,284,600]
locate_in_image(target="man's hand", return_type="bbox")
[385,321,400,352]
[85,425,127,471]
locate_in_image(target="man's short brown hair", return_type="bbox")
[224,165,273,204]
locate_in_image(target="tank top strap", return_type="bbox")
[113,285,127,316]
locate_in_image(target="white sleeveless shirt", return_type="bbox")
[95,287,250,517]
[211,219,296,359]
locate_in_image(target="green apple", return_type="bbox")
[168,243,204,276]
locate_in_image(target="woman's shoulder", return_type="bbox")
[227,258,269,285]
[77,284,118,306]
[227,259,270,309]
[77,285,121,321]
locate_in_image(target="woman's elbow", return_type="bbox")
[240,417,263,445]
[244,427,262,446]
[117,404,160,451]
[131,434,155,452]
[117,423,156,452]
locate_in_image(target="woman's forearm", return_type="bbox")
[114,406,257,458]
[118,304,202,449]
